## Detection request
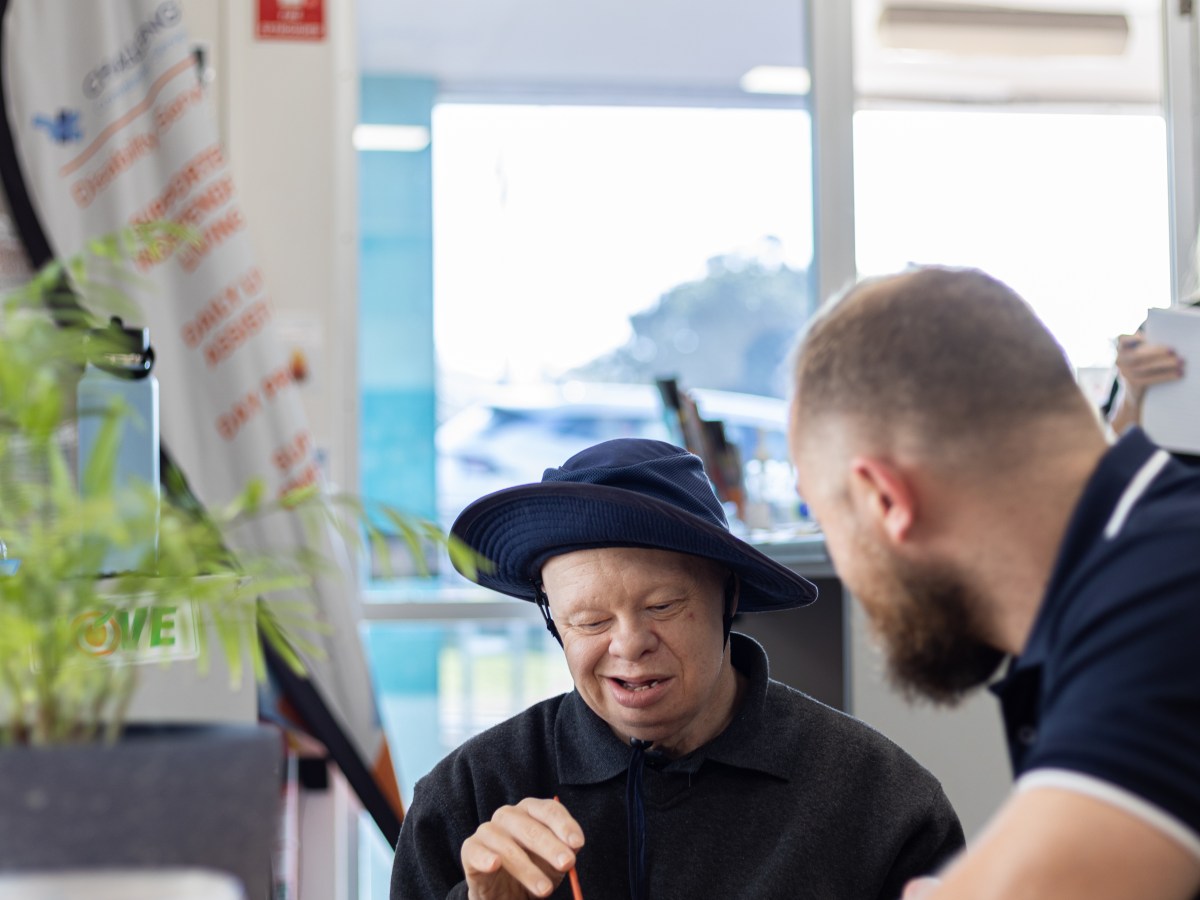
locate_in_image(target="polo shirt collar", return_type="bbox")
[555,691,632,785]
[555,632,787,785]
[988,429,1169,770]
[1002,427,1161,675]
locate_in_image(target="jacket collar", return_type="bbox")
[555,632,789,785]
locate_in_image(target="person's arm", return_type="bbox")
[904,785,1200,900]
[1107,333,1184,435]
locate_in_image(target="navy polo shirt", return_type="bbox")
[990,428,1200,860]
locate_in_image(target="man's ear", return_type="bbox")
[848,456,916,544]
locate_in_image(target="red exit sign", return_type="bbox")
[257,0,325,42]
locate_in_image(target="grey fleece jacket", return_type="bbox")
[391,633,964,900]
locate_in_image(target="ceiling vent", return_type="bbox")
[877,3,1131,57]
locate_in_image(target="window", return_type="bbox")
[431,103,816,528]
[855,108,1170,402]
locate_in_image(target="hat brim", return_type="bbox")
[451,482,817,612]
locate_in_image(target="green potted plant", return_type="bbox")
[0,227,471,897]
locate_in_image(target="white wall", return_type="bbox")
[180,0,359,493]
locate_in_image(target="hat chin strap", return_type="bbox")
[533,581,563,647]
[535,574,737,650]
[722,572,737,649]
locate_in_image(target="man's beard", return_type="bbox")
[861,551,1005,707]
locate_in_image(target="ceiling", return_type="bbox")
[357,0,1163,107]
[356,0,808,105]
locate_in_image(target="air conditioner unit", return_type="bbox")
[877,3,1131,57]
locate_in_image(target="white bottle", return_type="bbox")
[76,317,160,575]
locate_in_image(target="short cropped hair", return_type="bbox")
[791,266,1087,459]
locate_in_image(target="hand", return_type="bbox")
[902,876,941,899]
[461,796,585,900]
[1115,333,1184,407]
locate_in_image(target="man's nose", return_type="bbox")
[607,616,656,659]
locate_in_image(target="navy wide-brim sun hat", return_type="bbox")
[450,438,817,613]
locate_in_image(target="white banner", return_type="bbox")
[0,0,402,832]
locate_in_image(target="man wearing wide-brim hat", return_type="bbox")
[390,438,964,900]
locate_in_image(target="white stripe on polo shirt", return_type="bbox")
[1017,769,1200,862]
[1022,449,1198,861]
[1103,448,1171,539]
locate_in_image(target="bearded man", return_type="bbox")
[788,265,1200,900]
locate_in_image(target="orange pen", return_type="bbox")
[553,796,584,900]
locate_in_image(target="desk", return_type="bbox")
[738,531,845,710]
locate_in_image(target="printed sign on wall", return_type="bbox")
[256,0,325,42]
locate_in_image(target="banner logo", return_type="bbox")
[32,110,83,144]
[70,601,199,664]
